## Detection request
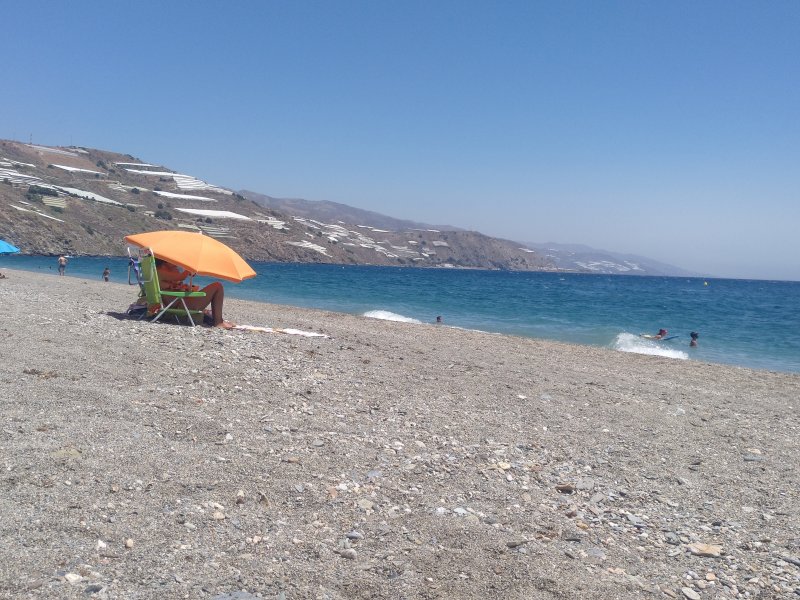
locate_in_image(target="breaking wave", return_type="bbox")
[613,333,688,360]
[363,310,422,324]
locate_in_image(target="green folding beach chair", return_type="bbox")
[139,254,206,326]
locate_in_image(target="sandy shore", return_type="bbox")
[1,269,799,599]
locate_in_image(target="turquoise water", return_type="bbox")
[3,254,799,374]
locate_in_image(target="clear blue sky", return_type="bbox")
[2,1,798,279]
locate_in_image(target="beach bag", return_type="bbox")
[126,297,148,318]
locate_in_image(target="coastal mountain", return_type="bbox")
[1,139,692,275]
[524,242,699,277]
[241,191,461,234]
[0,140,551,270]
[245,190,695,277]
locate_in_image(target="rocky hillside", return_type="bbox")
[525,242,699,277]
[246,193,695,277]
[0,140,553,271]
[241,191,460,233]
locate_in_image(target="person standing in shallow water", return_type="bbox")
[57,255,67,276]
[690,332,699,347]
[102,266,110,282]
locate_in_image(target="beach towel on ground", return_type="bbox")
[234,325,328,338]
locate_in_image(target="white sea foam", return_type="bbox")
[363,310,422,324]
[613,333,688,360]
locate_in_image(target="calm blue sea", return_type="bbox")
[3,254,799,374]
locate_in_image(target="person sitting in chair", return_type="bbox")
[155,259,235,329]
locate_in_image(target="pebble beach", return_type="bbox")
[1,269,799,599]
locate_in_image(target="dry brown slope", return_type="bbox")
[1,140,553,271]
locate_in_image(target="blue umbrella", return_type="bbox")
[0,239,20,254]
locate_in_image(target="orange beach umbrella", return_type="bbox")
[125,230,256,283]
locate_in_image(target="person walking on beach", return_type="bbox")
[689,331,699,347]
[57,255,67,276]
[102,266,111,282]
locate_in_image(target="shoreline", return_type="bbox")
[9,253,800,283]
[3,263,798,376]
[1,270,799,598]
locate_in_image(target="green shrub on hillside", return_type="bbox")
[130,188,140,194]
[29,185,58,197]
[154,209,173,220]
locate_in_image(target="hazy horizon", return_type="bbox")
[2,2,798,280]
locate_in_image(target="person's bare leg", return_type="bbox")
[183,282,233,327]
[208,284,230,327]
